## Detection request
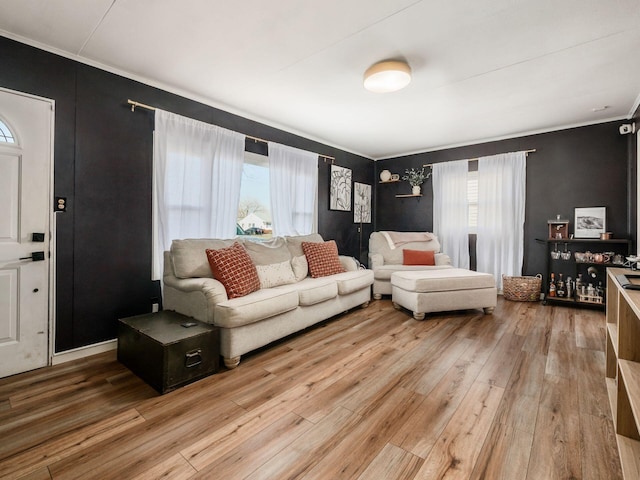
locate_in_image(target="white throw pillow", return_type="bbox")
[291,255,309,282]
[256,260,297,289]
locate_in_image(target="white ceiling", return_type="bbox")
[1,0,639,159]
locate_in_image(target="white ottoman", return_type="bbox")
[391,268,497,320]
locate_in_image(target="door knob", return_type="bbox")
[19,251,45,262]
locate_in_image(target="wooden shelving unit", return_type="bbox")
[606,267,640,479]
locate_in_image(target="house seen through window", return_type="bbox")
[237,151,272,239]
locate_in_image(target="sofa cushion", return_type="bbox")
[285,233,324,257]
[295,277,338,307]
[277,277,338,306]
[214,288,299,328]
[403,249,435,265]
[171,238,236,278]
[373,264,453,280]
[302,240,346,278]
[291,255,309,281]
[391,268,495,293]
[206,242,260,299]
[333,269,375,295]
[243,237,292,265]
[255,260,297,289]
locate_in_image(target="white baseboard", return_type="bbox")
[52,339,117,365]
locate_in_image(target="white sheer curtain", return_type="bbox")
[268,142,318,236]
[476,152,526,290]
[152,109,245,279]
[432,159,470,269]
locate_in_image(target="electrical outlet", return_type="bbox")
[55,196,67,212]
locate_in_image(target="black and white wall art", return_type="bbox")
[354,182,371,223]
[330,164,352,211]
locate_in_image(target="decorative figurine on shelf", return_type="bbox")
[402,167,431,195]
[548,214,569,240]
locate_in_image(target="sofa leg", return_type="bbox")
[392,302,402,311]
[361,301,370,308]
[413,312,426,321]
[224,356,241,369]
[373,293,382,300]
[483,307,494,315]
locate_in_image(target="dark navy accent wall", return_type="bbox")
[0,36,373,352]
[375,122,636,281]
[1,33,634,352]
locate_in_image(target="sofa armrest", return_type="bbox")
[435,253,452,266]
[369,253,384,269]
[164,275,229,305]
[339,255,358,271]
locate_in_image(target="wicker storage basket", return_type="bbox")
[502,274,542,302]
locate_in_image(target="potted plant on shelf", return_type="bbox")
[402,167,431,195]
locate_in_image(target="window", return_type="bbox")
[0,119,16,144]
[237,151,272,238]
[468,170,478,232]
[163,152,208,240]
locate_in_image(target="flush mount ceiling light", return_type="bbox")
[364,60,412,93]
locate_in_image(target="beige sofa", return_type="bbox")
[368,231,452,299]
[163,233,373,368]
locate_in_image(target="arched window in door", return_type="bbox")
[0,118,16,144]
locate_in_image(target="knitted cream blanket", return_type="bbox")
[381,231,435,249]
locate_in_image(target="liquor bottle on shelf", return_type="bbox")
[549,273,556,297]
[576,274,583,299]
[566,276,573,299]
[597,282,604,303]
[557,273,566,297]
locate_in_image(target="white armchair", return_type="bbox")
[368,231,452,299]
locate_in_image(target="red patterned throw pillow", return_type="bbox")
[206,242,260,298]
[301,240,346,278]
[402,249,435,266]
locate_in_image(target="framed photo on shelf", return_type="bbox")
[574,207,606,238]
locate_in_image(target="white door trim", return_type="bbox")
[0,86,56,365]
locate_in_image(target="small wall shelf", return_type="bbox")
[395,194,422,198]
[379,179,400,184]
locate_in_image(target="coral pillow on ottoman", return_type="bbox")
[402,249,435,266]
[206,242,260,298]
[302,240,346,278]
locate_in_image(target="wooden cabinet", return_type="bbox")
[606,268,640,479]
[539,238,631,308]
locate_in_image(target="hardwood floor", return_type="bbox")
[0,298,622,479]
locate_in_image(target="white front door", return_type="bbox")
[0,88,53,378]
